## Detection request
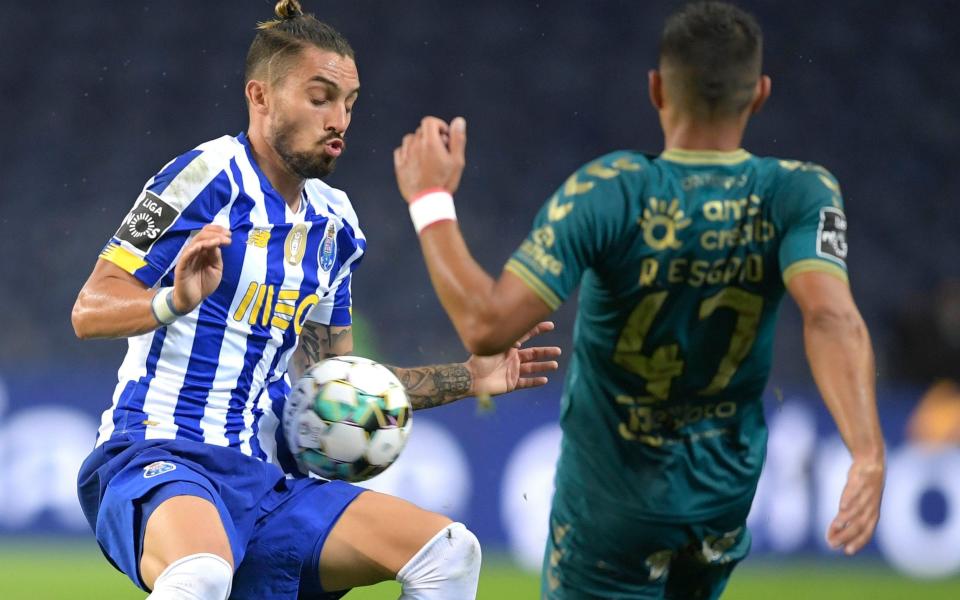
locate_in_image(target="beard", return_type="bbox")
[271,118,342,180]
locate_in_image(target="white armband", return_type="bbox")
[151,287,185,326]
[409,189,457,235]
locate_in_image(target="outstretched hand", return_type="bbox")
[172,224,232,314]
[467,321,561,398]
[826,458,884,555]
[394,116,468,202]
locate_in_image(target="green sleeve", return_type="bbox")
[775,162,849,285]
[506,152,640,309]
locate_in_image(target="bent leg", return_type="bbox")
[140,494,234,592]
[318,490,480,597]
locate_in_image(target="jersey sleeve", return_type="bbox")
[304,272,354,327]
[505,152,638,309]
[775,162,849,285]
[99,149,234,287]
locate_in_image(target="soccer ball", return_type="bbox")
[283,356,412,482]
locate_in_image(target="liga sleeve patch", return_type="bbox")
[115,191,181,253]
[816,206,848,264]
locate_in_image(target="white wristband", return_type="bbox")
[409,190,457,235]
[151,287,185,326]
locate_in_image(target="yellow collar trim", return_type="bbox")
[660,148,752,165]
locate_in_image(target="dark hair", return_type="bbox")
[659,1,763,119]
[245,0,355,85]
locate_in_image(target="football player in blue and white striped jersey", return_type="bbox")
[71,2,560,599]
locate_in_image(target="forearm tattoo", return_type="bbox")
[386,363,473,411]
[295,324,352,375]
[298,323,330,365]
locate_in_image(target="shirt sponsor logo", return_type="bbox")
[115,191,180,252]
[817,207,848,263]
[319,220,337,272]
[143,461,176,479]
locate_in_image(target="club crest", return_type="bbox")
[319,221,337,272]
[143,461,177,479]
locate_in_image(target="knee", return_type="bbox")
[146,553,233,600]
[434,522,482,579]
[447,523,482,579]
[397,522,482,595]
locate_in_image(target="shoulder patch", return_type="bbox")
[115,191,180,253]
[817,207,848,263]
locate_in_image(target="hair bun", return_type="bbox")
[275,0,304,20]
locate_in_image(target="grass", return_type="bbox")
[1,542,958,599]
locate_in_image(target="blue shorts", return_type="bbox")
[77,436,365,600]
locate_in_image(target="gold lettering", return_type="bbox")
[748,194,762,217]
[701,230,718,250]
[233,282,257,322]
[293,294,320,335]
[668,259,686,284]
[703,201,724,221]
[716,401,737,418]
[684,406,703,428]
[723,258,742,284]
[689,260,708,287]
[640,258,659,287]
[702,197,765,223]
[532,224,556,248]
[274,302,295,316]
[248,284,268,325]
[699,221,776,251]
[520,239,564,276]
[706,259,725,285]
[759,220,775,242]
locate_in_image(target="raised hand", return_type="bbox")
[467,321,561,397]
[172,224,232,314]
[826,458,885,555]
[394,116,467,202]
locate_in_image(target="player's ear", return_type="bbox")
[648,69,665,111]
[749,75,771,115]
[245,79,270,115]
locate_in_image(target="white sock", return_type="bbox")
[146,553,233,600]
[396,522,482,599]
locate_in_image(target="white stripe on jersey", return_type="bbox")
[96,133,366,469]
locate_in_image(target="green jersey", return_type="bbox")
[507,148,848,521]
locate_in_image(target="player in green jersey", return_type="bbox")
[393,2,884,598]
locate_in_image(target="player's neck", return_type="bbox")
[245,128,305,212]
[661,116,746,153]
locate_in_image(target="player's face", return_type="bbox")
[268,48,360,180]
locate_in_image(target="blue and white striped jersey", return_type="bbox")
[95,132,366,466]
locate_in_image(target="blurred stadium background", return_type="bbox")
[1,1,959,598]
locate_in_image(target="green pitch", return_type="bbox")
[1,542,958,599]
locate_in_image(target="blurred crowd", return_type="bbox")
[1,1,957,399]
